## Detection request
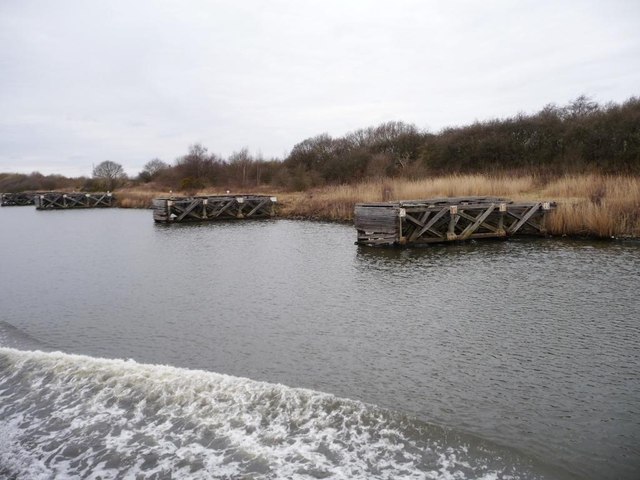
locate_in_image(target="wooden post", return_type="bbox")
[167,200,174,221]
[447,205,458,241]
[497,202,506,235]
[398,208,406,244]
[236,197,245,218]
[539,202,551,234]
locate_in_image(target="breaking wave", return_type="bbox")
[0,346,553,479]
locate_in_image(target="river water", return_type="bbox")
[0,207,638,479]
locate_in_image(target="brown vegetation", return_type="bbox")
[0,172,84,193]
[3,95,639,239]
[116,190,160,209]
[3,96,638,195]
[277,175,536,221]
[542,175,640,238]
[118,174,640,239]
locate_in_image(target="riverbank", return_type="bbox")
[116,174,640,238]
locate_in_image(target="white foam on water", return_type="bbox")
[0,347,543,479]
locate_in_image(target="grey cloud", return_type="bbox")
[1,0,639,176]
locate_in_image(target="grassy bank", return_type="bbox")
[117,174,640,239]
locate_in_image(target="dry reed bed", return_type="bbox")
[116,175,640,238]
[542,175,640,238]
[116,190,162,209]
[278,174,640,238]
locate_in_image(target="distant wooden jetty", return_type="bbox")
[34,192,116,210]
[1,192,38,206]
[355,196,556,246]
[152,195,277,223]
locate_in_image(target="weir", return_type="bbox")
[152,195,277,223]
[355,196,556,246]
[1,192,39,206]
[34,192,116,210]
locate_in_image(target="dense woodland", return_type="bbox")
[2,95,639,193]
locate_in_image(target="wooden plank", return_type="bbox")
[211,199,235,218]
[457,210,499,233]
[176,199,202,221]
[508,203,542,234]
[354,205,399,234]
[459,204,496,240]
[246,198,268,217]
[93,194,108,207]
[356,231,397,246]
[49,194,65,209]
[65,194,84,207]
[409,206,449,241]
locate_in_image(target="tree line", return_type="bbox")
[1,95,639,193]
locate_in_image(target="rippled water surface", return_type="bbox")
[1,207,639,479]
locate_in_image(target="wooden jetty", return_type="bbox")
[355,196,556,246]
[1,192,38,206]
[34,192,116,210]
[152,195,277,223]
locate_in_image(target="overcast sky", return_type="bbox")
[1,0,639,177]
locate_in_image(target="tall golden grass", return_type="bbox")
[278,174,640,238]
[541,175,640,238]
[277,175,536,221]
[116,174,640,238]
[116,190,161,209]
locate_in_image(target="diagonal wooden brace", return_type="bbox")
[177,199,202,221]
[458,210,499,233]
[409,206,449,241]
[246,199,268,217]
[460,204,496,240]
[211,199,235,218]
[508,203,541,234]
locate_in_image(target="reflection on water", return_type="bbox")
[0,207,639,479]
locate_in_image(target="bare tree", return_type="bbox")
[229,148,253,186]
[139,158,169,182]
[563,95,600,119]
[92,160,126,191]
[175,143,222,186]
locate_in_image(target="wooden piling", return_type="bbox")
[152,195,277,223]
[355,196,555,246]
[1,192,39,206]
[34,192,116,210]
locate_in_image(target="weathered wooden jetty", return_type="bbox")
[355,196,555,246]
[34,192,116,210]
[1,192,39,206]
[152,195,277,223]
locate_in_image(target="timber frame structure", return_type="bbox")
[1,192,38,206]
[34,192,116,210]
[152,195,277,223]
[355,196,556,247]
